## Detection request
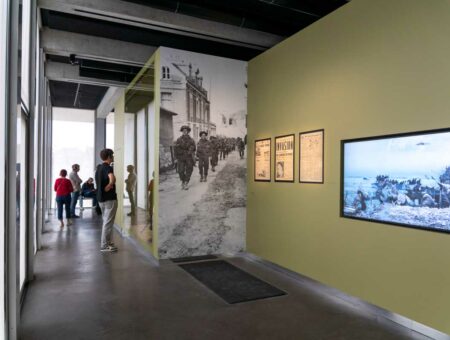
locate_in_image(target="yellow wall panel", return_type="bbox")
[247,0,450,333]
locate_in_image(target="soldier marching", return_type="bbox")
[209,135,219,172]
[196,131,211,182]
[173,128,246,190]
[174,125,196,190]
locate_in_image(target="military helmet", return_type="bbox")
[199,131,208,137]
[180,125,191,132]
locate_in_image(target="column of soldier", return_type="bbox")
[174,125,245,190]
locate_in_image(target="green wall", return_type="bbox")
[247,0,450,334]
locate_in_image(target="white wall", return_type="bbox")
[136,108,147,208]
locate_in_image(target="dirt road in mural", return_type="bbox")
[158,151,246,258]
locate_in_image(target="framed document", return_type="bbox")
[299,129,324,183]
[274,134,295,182]
[254,138,271,181]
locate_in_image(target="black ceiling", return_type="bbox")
[43,0,347,110]
[41,0,347,62]
[122,0,347,36]
[41,9,262,61]
[49,80,108,110]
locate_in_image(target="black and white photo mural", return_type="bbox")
[158,47,247,259]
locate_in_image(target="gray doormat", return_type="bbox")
[171,255,218,263]
[179,260,287,304]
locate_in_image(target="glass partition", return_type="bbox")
[114,59,155,255]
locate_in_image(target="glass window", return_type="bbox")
[106,113,114,149]
[123,113,135,206]
[33,26,41,253]
[20,0,31,110]
[17,110,27,291]
[0,0,8,334]
[51,108,95,206]
[136,108,147,208]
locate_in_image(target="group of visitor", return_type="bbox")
[54,148,118,252]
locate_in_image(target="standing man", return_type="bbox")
[196,131,211,182]
[125,164,137,216]
[69,164,82,218]
[174,125,196,190]
[96,149,118,252]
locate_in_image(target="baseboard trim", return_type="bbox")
[239,252,449,340]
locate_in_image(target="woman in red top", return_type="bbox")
[54,169,73,227]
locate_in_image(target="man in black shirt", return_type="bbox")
[95,148,118,252]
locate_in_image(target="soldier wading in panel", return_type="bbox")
[175,125,196,190]
[196,131,211,182]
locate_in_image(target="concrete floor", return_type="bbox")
[20,211,429,340]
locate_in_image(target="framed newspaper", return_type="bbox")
[254,138,271,182]
[299,129,324,183]
[274,134,295,182]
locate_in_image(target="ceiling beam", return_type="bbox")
[96,87,124,118]
[46,61,154,91]
[38,0,283,49]
[41,28,156,66]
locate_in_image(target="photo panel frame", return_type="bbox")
[274,134,295,182]
[254,138,272,182]
[341,127,450,234]
[299,129,324,184]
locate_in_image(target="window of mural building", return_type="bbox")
[162,66,171,79]
[188,92,193,121]
[51,108,95,205]
[161,92,172,111]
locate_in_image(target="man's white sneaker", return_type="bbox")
[100,245,118,252]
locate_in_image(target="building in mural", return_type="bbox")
[159,107,177,170]
[160,62,212,143]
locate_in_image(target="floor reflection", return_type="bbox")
[123,206,153,251]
